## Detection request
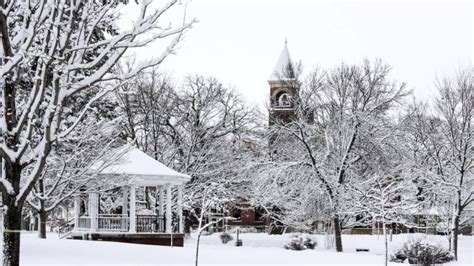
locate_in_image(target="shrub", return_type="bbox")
[220,232,233,244]
[284,234,317,251]
[390,238,454,265]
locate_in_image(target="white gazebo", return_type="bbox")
[71,147,191,245]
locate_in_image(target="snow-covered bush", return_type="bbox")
[220,232,233,244]
[390,238,454,264]
[284,234,317,251]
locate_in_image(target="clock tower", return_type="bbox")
[268,41,299,125]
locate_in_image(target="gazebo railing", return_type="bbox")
[76,214,181,233]
[98,214,129,231]
[136,215,165,233]
[77,216,91,229]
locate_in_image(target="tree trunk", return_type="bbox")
[3,198,23,266]
[451,189,462,261]
[195,231,202,266]
[38,210,48,239]
[33,216,39,231]
[195,205,205,266]
[333,216,343,252]
[383,221,388,266]
[452,211,460,261]
[448,233,452,251]
[37,179,47,239]
[145,187,151,209]
[184,215,191,235]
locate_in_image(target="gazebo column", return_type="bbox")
[88,192,99,232]
[122,186,129,230]
[158,186,164,216]
[129,186,137,233]
[165,184,172,233]
[73,195,81,231]
[177,185,184,233]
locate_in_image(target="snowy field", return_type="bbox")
[16,232,473,266]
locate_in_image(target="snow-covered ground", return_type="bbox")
[17,232,473,265]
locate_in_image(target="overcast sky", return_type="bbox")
[127,0,472,107]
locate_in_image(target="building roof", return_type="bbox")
[269,41,294,81]
[97,147,191,186]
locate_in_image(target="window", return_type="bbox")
[277,92,291,107]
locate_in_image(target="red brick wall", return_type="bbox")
[240,208,256,226]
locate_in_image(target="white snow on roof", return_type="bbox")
[408,206,441,216]
[269,43,293,81]
[98,147,191,183]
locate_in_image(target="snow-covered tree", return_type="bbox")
[403,69,472,260]
[26,115,123,239]
[118,74,260,210]
[116,66,177,158]
[247,158,329,233]
[191,182,236,266]
[348,165,422,266]
[433,70,473,260]
[259,60,409,251]
[0,0,194,264]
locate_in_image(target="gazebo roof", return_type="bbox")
[98,147,191,186]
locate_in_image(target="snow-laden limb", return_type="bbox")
[26,118,128,239]
[191,184,236,266]
[0,177,13,195]
[402,68,473,261]
[116,73,258,214]
[346,167,423,266]
[0,0,194,264]
[249,60,409,252]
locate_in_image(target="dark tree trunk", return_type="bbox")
[38,210,48,239]
[33,216,39,231]
[2,159,24,266]
[145,187,151,209]
[452,187,464,261]
[36,179,47,239]
[448,233,452,251]
[333,216,343,252]
[453,211,460,261]
[184,215,191,235]
[3,196,23,266]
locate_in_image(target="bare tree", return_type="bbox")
[263,60,409,252]
[434,70,473,260]
[189,182,237,266]
[353,174,419,266]
[117,67,177,157]
[118,74,259,208]
[26,114,123,239]
[348,159,422,266]
[0,0,194,264]
[404,69,472,260]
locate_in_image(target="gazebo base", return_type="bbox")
[71,232,185,247]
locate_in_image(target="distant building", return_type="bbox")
[220,41,300,233]
[268,40,299,125]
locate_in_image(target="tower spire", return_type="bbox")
[269,40,293,81]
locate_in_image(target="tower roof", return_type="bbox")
[269,40,294,81]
